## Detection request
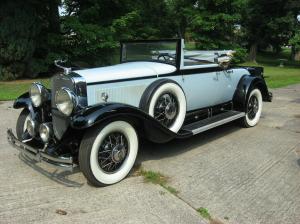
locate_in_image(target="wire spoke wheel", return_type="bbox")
[154,92,178,128]
[247,95,259,120]
[79,120,138,186]
[143,81,186,133]
[241,88,263,128]
[97,132,129,173]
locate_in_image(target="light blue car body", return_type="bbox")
[84,67,248,111]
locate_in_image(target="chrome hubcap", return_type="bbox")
[165,102,177,120]
[112,145,127,163]
[98,132,128,173]
[154,93,178,127]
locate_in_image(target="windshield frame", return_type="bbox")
[120,39,182,69]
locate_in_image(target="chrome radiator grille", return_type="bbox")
[51,73,87,139]
[51,74,75,139]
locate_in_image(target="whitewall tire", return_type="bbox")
[16,108,30,140]
[147,82,186,133]
[79,121,138,187]
[241,88,263,127]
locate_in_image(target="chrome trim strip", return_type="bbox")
[191,112,245,135]
[40,152,73,164]
[69,72,88,108]
[7,129,76,171]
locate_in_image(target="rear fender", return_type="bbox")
[233,75,271,112]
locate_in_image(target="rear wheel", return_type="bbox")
[79,120,138,187]
[16,108,30,140]
[241,88,263,127]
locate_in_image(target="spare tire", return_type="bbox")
[140,79,186,133]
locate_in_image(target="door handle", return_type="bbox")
[214,72,221,81]
[224,69,233,78]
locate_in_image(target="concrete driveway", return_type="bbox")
[0,84,300,224]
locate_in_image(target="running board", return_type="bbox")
[182,111,245,135]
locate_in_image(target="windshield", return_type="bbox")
[120,40,179,66]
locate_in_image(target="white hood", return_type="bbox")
[73,62,176,84]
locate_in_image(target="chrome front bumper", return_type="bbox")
[7,129,76,171]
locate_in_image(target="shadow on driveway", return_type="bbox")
[19,153,84,188]
[17,121,242,188]
[137,122,241,164]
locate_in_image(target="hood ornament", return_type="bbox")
[54,59,72,75]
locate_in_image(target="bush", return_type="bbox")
[0,63,25,81]
[232,47,248,64]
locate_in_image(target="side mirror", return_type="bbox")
[217,51,235,70]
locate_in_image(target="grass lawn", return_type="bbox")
[240,50,300,88]
[0,79,50,101]
[0,50,299,101]
[240,62,300,88]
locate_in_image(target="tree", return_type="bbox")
[0,0,61,80]
[243,0,299,62]
[61,0,175,66]
[166,0,197,38]
[289,31,300,61]
[286,0,300,60]
[0,1,40,80]
[167,0,245,49]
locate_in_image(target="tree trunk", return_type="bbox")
[249,43,257,62]
[291,46,296,60]
[295,50,300,61]
[48,0,60,33]
[275,45,281,55]
[177,20,186,39]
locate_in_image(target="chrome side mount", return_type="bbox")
[54,59,72,75]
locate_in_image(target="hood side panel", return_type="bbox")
[86,78,157,106]
[74,62,176,84]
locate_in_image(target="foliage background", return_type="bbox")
[0,0,300,80]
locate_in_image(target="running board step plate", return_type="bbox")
[182,111,245,135]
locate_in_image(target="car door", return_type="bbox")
[179,67,233,111]
[214,69,234,103]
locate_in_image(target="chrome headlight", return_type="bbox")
[29,83,48,107]
[55,87,77,116]
[26,118,37,137]
[39,123,53,142]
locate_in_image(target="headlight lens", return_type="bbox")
[39,123,53,142]
[55,88,77,116]
[26,118,37,137]
[29,83,44,107]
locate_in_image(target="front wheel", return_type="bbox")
[16,108,30,140]
[240,88,263,127]
[79,121,139,187]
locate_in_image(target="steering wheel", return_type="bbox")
[157,53,175,62]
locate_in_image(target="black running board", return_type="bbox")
[182,111,245,135]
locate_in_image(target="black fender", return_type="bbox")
[233,75,272,112]
[70,103,192,143]
[13,92,35,114]
[139,78,185,112]
[13,91,52,123]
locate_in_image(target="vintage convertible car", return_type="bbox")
[7,39,272,186]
